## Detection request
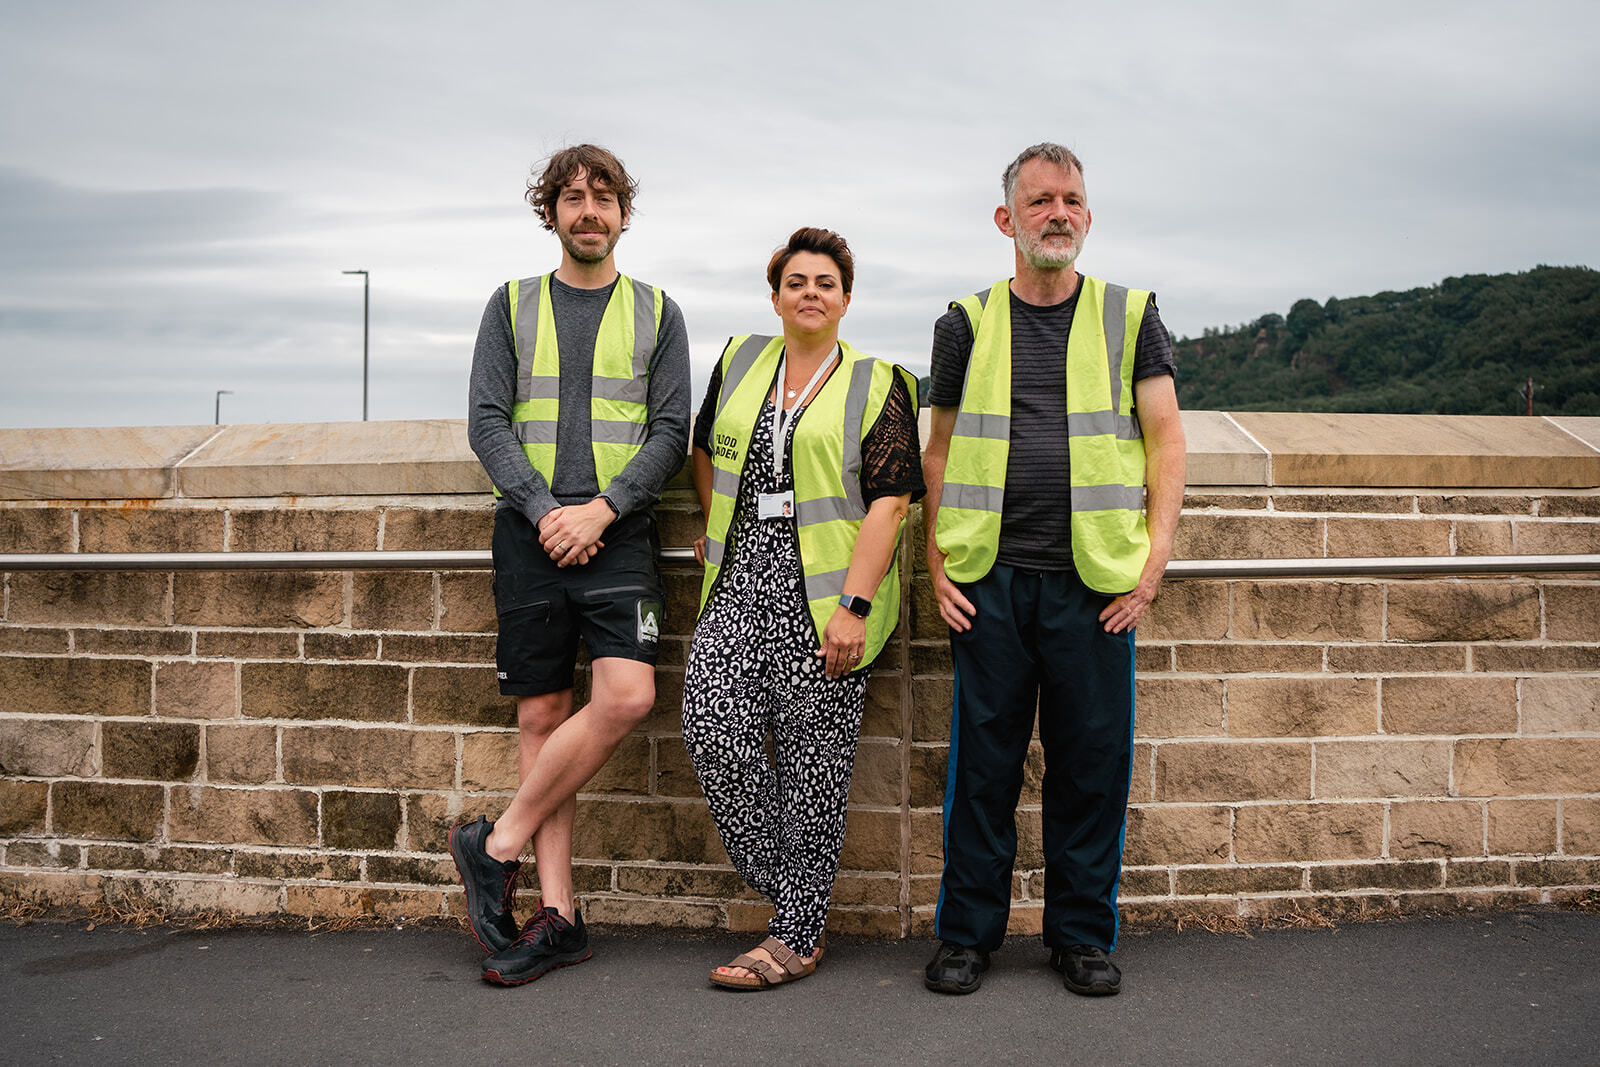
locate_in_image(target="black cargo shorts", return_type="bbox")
[491,507,664,697]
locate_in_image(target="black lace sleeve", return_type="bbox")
[861,373,925,505]
[691,361,723,453]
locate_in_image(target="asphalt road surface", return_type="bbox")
[4,909,1596,1066]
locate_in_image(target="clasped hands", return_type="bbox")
[537,498,614,567]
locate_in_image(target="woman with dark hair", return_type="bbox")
[683,227,923,989]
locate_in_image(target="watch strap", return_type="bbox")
[839,594,872,619]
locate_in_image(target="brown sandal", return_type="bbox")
[709,936,820,990]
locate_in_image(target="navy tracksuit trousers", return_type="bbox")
[934,564,1135,953]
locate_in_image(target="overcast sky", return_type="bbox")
[2,0,1595,429]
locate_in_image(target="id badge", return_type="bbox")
[758,491,795,520]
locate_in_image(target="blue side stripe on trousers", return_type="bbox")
[1108,625,1136,950]
[934,660,963,941]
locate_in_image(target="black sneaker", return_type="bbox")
[1050,944,1122,996]
[448,816,521,953]
[481,905,592,986]
[923,941,990,994]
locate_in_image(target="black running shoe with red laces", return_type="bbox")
[481,905,591,986]
[448,816,521,953]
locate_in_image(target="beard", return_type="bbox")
[557,223,621,264]
[1017,223,1083,271]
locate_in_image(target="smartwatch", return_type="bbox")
[839,594,872,619]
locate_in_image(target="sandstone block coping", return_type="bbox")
[1,413,1596,502]
[0,420,492,501]
[0,426,219,500]
[176,420,490,498]
[1181,411,1270,485]
[1231,413,1600,488]
[1553,416,1600,454]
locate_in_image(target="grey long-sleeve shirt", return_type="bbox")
[466,273,691,525]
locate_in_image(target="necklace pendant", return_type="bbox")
[786,388,797,398]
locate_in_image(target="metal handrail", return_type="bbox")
[1165,555,1599,578]
[0,551,1596,577]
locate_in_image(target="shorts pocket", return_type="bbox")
[497,599,551,627]
[581,583,648,603]
[496,599,556,688]
[494,571,548,617]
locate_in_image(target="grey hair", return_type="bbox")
[1002,143,1085,209]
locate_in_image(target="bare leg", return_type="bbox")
[485,657,654,879]
[515,689,577,918]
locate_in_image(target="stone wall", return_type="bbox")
[1,414,1598,933]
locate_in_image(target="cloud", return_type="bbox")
[1,0,1596,428]
[0,168,294,275]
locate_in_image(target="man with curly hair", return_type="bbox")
[456,144,690,985]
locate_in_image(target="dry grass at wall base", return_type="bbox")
[1568,890,1600,914]
[0,885,461,935]
[7,886,1598,939]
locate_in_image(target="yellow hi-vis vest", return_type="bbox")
[699,334,918,667]
[935,276,1151,594]
[500,272,663,493]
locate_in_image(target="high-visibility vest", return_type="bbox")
[935,276,1151,593]
[699,334,917,666]
[500,272,663,493]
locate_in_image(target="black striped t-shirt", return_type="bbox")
[928,279,1175,571]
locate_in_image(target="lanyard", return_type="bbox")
[770,345,839,481]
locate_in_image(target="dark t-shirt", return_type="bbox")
[694,353,925,504]
[928,277,1176,570]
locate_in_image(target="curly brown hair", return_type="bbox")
[766,227,855,295]
[524,145,639,233]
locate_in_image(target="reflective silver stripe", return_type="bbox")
[592,419,647,446]
[518,274,651,409]
[712,465,740,500]
[941,482,1004,513]
[513,420,557,445]
[952,410,1010,441]
[795,494,856,527]
[716,335,775,420]
[704,536,724,567]
[592,375,647,404]
[1067,410,1142,440]
[806,567,848,601]
[840,358,875,516]
[974,288,990,310]
[1071,483,1145,512]
[1101,282,1129,416]
[629,277,655,379]
[513,275,544,404]
[590,277,651,414]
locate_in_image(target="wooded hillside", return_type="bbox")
[1173,266,1600,415]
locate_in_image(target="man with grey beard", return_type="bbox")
[920,143,1186,997]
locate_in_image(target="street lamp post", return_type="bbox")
[342,269,370,420]
[215,389,233,425]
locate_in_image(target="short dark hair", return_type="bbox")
[1002,143,1085,210]
[766,227,855,294]
[524,145,639,233]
